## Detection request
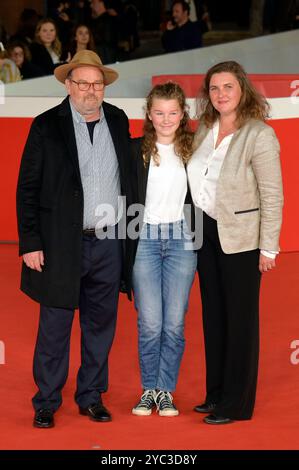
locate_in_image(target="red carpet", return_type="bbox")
[0,245,298,450]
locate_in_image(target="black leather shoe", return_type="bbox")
[33,409,54,428]
[194,402,217,413]
[79,402,112,422]
[204,414,233,425]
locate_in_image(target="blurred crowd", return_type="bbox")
[0,0,298,84]
[0,0,140,83]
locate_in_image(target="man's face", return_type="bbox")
[91,0,104,16]
[65,66,105,118]
[172,4,188,26]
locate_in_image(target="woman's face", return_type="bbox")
[148,98,184,144]
[38,22,56,46]
[75,26,90,45]
[209,72,242,118]
[10,47,24,67]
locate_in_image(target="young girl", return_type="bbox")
[128,82,197,417]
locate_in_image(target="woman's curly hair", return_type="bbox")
[197,61,270,128]
[142,81,194,166]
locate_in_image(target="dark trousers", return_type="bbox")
[32,234,122,411]
[197,213,261,420]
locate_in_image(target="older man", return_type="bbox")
[16,50,130,428]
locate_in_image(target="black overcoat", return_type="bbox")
[16,97,130,308]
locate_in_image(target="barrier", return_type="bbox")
[1,74,298,251]
[152,74,299,98]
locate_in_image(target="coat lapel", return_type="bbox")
[58,97,81,184]
[134,138,149,207]
[139,156,149,207]
[103,102,125,183]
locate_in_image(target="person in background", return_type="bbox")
[128,82,197,417]
[118,1,140,55]
[72,0,92,25]
[7,40,43,79]
[48,1,74,49]
[0,43,21,83]
[192,1,212,32]
[65,24,96,60]
[90,0,119,64]
[30,18,62,75]
[187,61,283,424]
[162,0,202,53]
[10,8,40,46]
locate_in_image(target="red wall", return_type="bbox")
[1,116,297,251]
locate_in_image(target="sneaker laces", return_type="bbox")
[155,391,174,410]
[138,389,156,407]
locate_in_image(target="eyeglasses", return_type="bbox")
[70,80,105,91]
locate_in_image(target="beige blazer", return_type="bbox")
[192,119,284,254]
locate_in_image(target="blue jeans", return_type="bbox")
[132,221,197,392]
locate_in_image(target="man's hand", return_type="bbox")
[166,20,175,30]
[23,251,44,272]
[259,253,276,273]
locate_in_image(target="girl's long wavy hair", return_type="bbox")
[142,81,194,166]
[35,18,61,57]
[198,61,270,128]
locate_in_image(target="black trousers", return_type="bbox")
[197,213,261,420]
[32,234,122,411]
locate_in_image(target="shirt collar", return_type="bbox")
[212,120,234,148]
[69,97,104,124]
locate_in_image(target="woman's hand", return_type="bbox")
[259,253,276,273]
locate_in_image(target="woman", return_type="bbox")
[7,40,43,79]
[0,44,21,83]
[67,24,96,59]
[128,82,197,417]
[187,61,283,424]
[30,18,62,75]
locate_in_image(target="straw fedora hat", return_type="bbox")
[54,50,119,85]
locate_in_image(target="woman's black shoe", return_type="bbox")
[204,414,233,425]
[193,402,217,413]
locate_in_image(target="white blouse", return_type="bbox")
[187,121,233,220]
[48,48,60,64]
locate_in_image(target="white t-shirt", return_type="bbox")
[144,142,187,224]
